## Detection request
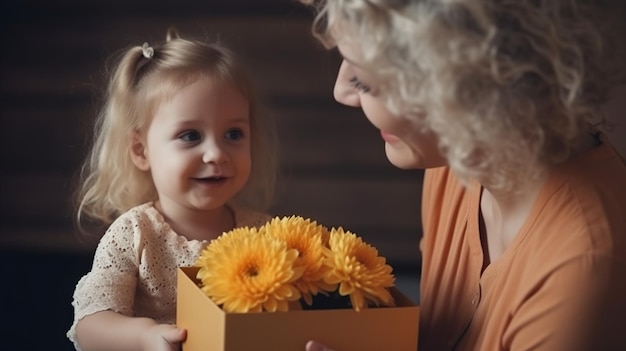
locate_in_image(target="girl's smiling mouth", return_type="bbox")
[193,176,228,184]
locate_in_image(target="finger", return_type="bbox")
[162,326,187,343]
[305,340,334,351]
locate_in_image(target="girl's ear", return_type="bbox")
[130,131,150,171]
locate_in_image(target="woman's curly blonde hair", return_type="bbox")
[302,0,624,191]
[76,28,277,229]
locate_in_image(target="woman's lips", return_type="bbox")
[381,131,400,143]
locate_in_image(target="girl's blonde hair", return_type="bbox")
[303,0,624,191]
[76,28,276,228]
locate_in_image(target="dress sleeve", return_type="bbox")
[503,254,626,351]
[66,219,140,348]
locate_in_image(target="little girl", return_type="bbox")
[67,28,277,351]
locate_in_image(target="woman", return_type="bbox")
[300,0,626,350]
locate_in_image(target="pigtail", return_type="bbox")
[76,44,156,231]
[110,46,145,94]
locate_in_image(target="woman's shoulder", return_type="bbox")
[531,144,626,255]
[548,143,626,216]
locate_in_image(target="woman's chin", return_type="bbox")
[385,149,421,170]
[384,140,445,170]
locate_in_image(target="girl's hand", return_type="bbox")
[141,324,187,351]
[305,340,335,351]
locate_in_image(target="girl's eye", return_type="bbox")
[349,76,371,93]
[179,130,202,142]
[225,128,244,141]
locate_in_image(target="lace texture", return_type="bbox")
[66,202,270,350]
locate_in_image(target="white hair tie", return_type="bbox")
[141,42,154,59]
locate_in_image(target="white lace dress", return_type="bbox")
[66,202,270,350]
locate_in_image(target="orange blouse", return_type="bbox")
[419,141,626,350]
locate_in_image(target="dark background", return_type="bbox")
[2,1,624,350]
[0,1,423,350]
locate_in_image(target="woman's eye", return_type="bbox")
[349,76,371,93]
[225,128,244,141]
[179,130,202,142]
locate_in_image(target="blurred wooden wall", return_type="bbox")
[0,0,424,267]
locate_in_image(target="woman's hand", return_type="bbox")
[305,340,335,351]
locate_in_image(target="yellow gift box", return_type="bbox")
[177,266,419,351]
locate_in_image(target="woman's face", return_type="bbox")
[333,39,446,170]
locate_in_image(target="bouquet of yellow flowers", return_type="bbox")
[194,216,396,314]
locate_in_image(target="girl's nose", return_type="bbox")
[333,60,361,108]
[201,139,228,164]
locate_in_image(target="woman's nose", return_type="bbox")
[333,61,361,108]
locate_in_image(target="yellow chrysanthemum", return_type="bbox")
[323,227,396,311]
[260,216,336,305]
[195,226,303,313]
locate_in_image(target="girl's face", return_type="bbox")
[132,77,252,216]
[333,39,446,170]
